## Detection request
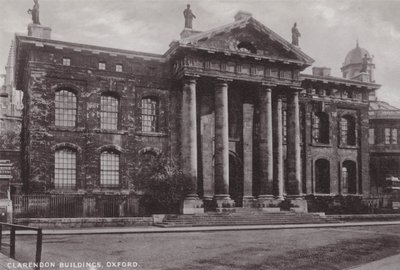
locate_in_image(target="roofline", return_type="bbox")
[15,34,166,62]
[300,73,381,89]
[166,16,314,67]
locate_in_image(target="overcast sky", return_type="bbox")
[1,0,400,107]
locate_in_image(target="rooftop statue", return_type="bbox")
[291,22,300,46]
[360,54,369,73]
[27,0,40,25]
[183,4,196,29]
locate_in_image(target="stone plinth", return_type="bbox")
[181,197,204,214]
[242,196,256,208]
[180,29,202,39]
[214,196,235,213]
[28,24,52,39]
[288,197,308,213]
[257,196,282,209]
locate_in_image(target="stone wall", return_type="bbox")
[20,43,173,194]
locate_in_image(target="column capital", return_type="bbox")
[215,78,232,86]
[182,75,200,84]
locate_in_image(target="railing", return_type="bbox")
[0,222,42,270]
[12,194,140,218]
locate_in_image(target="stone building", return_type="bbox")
[12,11,384,214]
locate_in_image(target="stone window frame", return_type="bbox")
[115,64,123,72]
[62,57,71,66]
[100,92,120,130]
[341,159,358,194]
[339,114,357,146]
[98,145,122,188]
[314,158,330,194]
[384,127,398,145]
[312,112,330,144]
[55,89,77,127]
[368,128,375,145]
[98,61,106,70]
[54,147,76,190]
[141,96,159,133]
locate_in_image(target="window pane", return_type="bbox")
[368,128,375,145]
[100,151,120,187]
[392,128,398,144]
[385,128,391,144]
[54,149,76,189]
[141,98,158,132]
[55,90,77,127]
[101,95,119,130]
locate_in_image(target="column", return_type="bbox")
[181,77,203,214]
[214,79,234,209]
[286,91,302,196]
[258,86,274,202]
[242,103,255,207]
[273,96,284,199]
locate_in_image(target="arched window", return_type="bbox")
[342,160,357,194]
[55,148,76,189]
[312,112,329,144]
[315,159,330,194]
[101,93,119,130]
[100,150,120,187]
[55,90,77,127]
[340,115,356,146]
[141,97,158,132]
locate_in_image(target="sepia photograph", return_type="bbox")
[0,0,400,269]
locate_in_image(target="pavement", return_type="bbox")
[347,253,400,270]
[0,221,399,269]
[1,220,400,235]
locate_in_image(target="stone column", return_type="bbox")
[286,90,307,212]
[258,86,274,207]
[214,79,235,210]
[242,103,255,207]
[273,96,284,199]
[181,77,203,214]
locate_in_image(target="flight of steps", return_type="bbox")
[156,209,340,227]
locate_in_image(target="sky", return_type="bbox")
[1,0,400,107]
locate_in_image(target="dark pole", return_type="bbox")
[35,229,42,270]
[10,227,15,259]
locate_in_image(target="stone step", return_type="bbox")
[159,211,340,227]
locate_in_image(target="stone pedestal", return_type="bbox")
[242,196,256,208]
[257,196,282,209]
[28,24,52,39]
[182,197,204,214]
[287,197,308,213]
[214,195,235,213]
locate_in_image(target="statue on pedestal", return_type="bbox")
[360,54,369,73]
[27,0,40,25]
[291,22,301,46]
[183,4,196,29]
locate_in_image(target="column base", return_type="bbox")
[213,195,235,213]
[242,196,256,208]
[181,195,204,214]
[202,196,214,212]
[285,196,308,213]
[257,195,282,212]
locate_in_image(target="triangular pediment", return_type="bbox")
[175,17,314,66]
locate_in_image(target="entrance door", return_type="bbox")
[229,154,243,207]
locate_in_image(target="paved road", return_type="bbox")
[2,225,400,270]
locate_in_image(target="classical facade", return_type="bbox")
[12,11,384,214]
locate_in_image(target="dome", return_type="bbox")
[343,42,371,66]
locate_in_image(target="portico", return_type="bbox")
[166,11,314,213]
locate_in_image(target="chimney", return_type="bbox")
[312,67,331,77]
[234,11,252,21]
